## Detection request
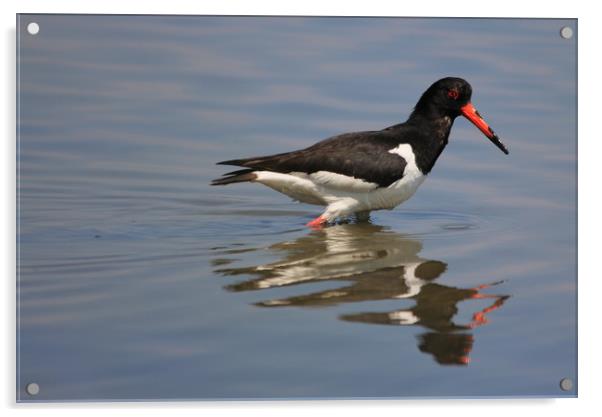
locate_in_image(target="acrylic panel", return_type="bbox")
[16,15,577,401]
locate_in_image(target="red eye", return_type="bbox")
[447,89,459,100]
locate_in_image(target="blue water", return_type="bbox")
[16,15,576,400]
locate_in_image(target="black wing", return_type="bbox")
[217,130,409,188]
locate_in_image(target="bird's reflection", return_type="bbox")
[214,223,509,366]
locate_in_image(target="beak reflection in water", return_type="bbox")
[213,223,509,366]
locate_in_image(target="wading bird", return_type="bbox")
[211,77,508,227]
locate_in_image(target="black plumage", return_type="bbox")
[215,131,408,187]
[211,77,483,188]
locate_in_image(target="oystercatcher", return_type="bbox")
[211,77,508,227]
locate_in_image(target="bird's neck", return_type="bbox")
[406,113,456,174]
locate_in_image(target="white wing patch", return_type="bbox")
[358,143,425,211]
[392,262,426,299]
[388,143,422,175]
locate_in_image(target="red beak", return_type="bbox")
[460,102,509,155]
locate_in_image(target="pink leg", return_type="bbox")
[306,215,328,228]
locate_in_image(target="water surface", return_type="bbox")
[17,15,576,400]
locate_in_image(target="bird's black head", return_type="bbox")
[411,77,509,155]
[412,77,473,119]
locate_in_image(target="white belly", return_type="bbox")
[254,169,425,215]
[362,172,426,210]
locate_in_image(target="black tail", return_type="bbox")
[210,168,257,186]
